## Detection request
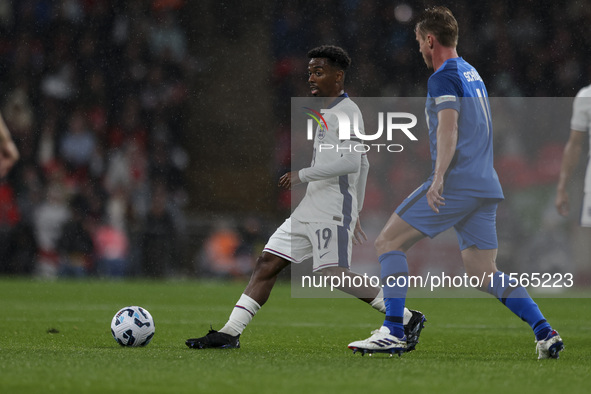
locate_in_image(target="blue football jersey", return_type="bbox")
[425,57,504,199]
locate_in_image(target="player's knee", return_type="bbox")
[319,266,348,276]
[374,234,394,256]
[463,262,496,291]
[466,268,494,291]
[252,252,287,280]
[375,228,422,256]
[253,254,274,274]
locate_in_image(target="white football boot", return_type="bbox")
[535,329,564,359]
[348,326,407,357]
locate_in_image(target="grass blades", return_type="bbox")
[0,278,589,393]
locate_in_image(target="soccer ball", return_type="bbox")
[111,306,155,347]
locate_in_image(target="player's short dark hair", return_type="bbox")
[307,45,351,71]
[415,6,458,48]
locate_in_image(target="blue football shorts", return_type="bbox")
[395,182,502,250]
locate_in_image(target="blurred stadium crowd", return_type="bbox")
[0,0,191,277]
[0,0,589,280]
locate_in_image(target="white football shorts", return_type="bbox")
[263,217,353,271]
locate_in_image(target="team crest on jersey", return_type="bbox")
[317,124,327,140]
[304,107,328,140]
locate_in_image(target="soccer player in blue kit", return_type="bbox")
[348,6,564,359]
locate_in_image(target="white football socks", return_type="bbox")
[370,288,386,313]
[219,291,414,337]
[370,288,413,326]
[219,294,261,337]
[403,307,412,326]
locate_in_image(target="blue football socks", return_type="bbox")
[379,251,408,338]
[487,271,551,340]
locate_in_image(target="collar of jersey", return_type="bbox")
[327,92,349,109]
[434,56,463,75]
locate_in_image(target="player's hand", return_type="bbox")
[278,171,301,190]
[0,139,19,178]
[426,176,445,213]
[353,218,367,245]
[555,189,569,217]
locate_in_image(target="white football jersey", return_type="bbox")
[571,85,591,193]
[292,96,366,228]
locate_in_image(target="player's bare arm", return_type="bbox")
[427,108,458,213]
[0,113,19,177]
[556,129,585,216]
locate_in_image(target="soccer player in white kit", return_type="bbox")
[186,45,426,350]
[556,84,591,226]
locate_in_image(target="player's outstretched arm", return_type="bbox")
[0,112,19,177]
[556,129,585,216]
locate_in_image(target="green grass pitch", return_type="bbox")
[0,278,589,393]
